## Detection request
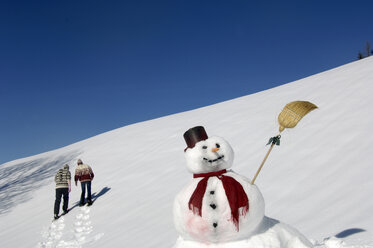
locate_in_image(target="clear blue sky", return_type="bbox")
[1,0,372,164]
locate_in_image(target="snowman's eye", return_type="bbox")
[216,143,220,148]
[202,146,208,149]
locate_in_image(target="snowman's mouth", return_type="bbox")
[203,155,225,164]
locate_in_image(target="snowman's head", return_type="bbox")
[183,126,234,174]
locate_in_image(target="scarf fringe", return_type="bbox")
[231,205,249,231]
[189,204,202,216]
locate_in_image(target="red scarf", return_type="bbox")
[188,169,249,231]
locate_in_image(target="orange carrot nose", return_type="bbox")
[212,147,220,152]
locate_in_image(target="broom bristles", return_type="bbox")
[278,101,318,132]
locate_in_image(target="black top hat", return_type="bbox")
[183,126,208,151]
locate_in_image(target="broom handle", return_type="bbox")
[251,143,275,185]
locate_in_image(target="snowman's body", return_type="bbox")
[174,170,265,243]
[174,128,313,248]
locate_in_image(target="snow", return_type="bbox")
[1,57,373,247]
[174,217,313,248]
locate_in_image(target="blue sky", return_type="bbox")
[1,0,372,164]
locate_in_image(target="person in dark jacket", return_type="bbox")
[54,164,71,219]
[74,159,94,206]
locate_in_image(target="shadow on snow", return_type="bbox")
[335,228,366,238]
[69,186,111,211]
[0,151,82,215]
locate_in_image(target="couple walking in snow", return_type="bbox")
[54,159,95,219]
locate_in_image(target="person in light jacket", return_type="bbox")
[74,159,94,206]
[54,164,71,219]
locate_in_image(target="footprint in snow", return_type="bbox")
[38,217,66,248]
[38,206,103,248]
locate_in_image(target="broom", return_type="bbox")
[250,101,318,185]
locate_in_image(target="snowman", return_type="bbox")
[173,126,313,248]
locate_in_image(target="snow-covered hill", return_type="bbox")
[1,57,373,248]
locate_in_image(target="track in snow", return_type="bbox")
[38,206,103,248]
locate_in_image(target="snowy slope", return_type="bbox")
[1,57,373,248]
